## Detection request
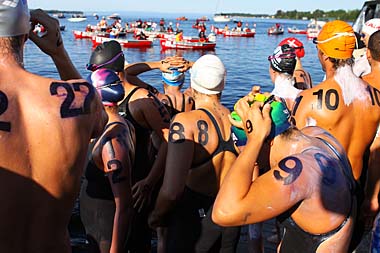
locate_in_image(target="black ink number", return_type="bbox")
[50,82,94,118]
[169,122,185,143]
[197,120,208,145]
[312,89,339,111]
[273,156,302,185]
[246,120,253,133]
[107,159,126,184]
[0,91,10,132]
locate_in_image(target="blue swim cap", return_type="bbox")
[87,69,125,106]
[162,68,185,86]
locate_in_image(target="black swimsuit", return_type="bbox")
[191,108,239,168]
[279,137,355,253]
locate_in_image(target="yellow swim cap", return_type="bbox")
[314,20,356,59]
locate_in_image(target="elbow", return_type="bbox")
[212,203,240,227]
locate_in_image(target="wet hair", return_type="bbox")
[329,57,354,70]
[0,35,24,65]
[368,30,380,61]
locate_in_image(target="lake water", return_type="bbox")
[24,13,327,110]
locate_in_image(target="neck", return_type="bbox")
[163,85,181,94]
[193,93,221,109]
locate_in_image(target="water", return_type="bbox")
[24,13,327,110]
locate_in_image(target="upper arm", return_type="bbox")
[232,155,308,225]
[141,94,171,138]
[160,115,194,199]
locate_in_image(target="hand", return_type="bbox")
[132,179,153,213]
[234,96,272,141]
[29,9,64,57]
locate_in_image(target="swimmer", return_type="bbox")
[149,55,241,253]
[0,6,107,253]
[80,69,135,253]
[213,94,356,252]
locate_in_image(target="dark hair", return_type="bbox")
[368,30,380,61]
[329,57,354,70]
[0,35,24,65]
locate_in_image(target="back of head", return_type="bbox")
[190,54,226,95]
[0,0,29,37]
[368,30,380,61]
[87,68,125,106]
[278,37,305,58]
[362,18,380,37]
[314,20,356,59]
[268,44,297,75]
[162,68,185,86]
[87,40,125,72]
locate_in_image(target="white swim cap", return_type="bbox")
[0,0,30,37]
[190,54,226,95]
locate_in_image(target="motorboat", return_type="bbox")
[287,26,307,34]
[268,24,284,35]
[213,14,231,22]
[92,36,153,48]
[306,20,326,39]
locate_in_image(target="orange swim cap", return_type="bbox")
[314,20,356,59]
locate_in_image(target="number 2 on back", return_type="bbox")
[0,91,10,132]
[50,82,95,118]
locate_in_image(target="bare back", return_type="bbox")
[168,106,238,197]
[293,76,380,180]
[0,69,106,252]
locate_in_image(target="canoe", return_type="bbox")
[92,36,153,48]
[223,30,255,37]
[159,38,216,50]
[73,30,126,39]
[268,27,284,35]
[287,27,307,34]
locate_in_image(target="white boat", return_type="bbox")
[306,20,326,39]
[213,14,231,22]
[68,14,87,22]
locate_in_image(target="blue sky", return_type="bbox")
[29,0,365,15]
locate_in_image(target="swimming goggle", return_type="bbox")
[312,32,356,44]
[86,51,124,71]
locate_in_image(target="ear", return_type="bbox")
[366,48,372,61]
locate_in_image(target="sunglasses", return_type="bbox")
[86,51,124,71]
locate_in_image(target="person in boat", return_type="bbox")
[167,24,173,33]
[159,18,165,32]
[175,30,183,42]
[292,20,380,251]
[80,68,135,253]
[135,30,147,40]
[0,6,107,253]
[148,54,241,253]
[212,93,356,253]
[243,23,251,33]
[358,30,380,251]
[85,24,92,32]
[236,20,242,32]
[87,40,171,253]
[98,16,108,32]
[279,37,313,90]
[224,24,229,31]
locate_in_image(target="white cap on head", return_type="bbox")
[362,18,380,36]
[190,54,226,95]
[0,0,30,37]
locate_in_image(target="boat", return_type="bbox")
[57,13,65,19]
[159,38,216,50]
[287,26,307,34]
[60,25,66,31]
[73,30,126,39]
[107,13,121,20]
[353,0,380,33]
[213,14,231,22]
[268,24,284,35]
[197,16,209,22]
[68,14,87,22]
[306,20,326,39]
[223,30,255,37]
[176,16,188,21]
[92,36,153,48]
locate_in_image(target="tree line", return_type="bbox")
[225,9,361,22]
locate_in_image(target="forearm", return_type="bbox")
[364,141,380,211]
[51,47,81,80]
[213,138,263,224]
[110,206,133,253]
[145,141,167,187]
[125,61,161,76]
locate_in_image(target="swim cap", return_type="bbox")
[87,69,125,106]
[278,37,305,58]
[0,0,30,37]
[268,44,297,75]
[230,94,292,141]
[362,18,380,37]
[87,40,125,72]
[190,54,226,95]
[162,68,185,86]
[314,20,356,59]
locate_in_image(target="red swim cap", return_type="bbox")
[279,37,305,58]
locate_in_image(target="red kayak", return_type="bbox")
[159,38,216,50]
[92,36,153,48]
